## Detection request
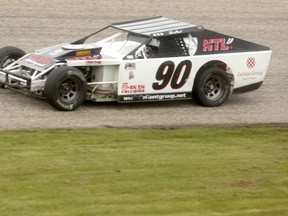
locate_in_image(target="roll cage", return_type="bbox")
[72,16,202,59]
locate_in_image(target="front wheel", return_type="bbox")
[193,67,231,107]
[0,46,26,68]
[0,46,26,88]
[44,66,87,111]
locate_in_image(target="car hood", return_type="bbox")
[17,43,103,71]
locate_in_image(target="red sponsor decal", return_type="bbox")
[246,57,256,69]
[203,38,234,52]
[125,62,136,70]
[28,54,53,65]
[66,55,102,61]
[121,82,145,94]
[87,60,102,65]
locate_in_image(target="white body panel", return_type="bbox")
[116,50,271,101]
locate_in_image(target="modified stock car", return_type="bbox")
[0,17,271,111]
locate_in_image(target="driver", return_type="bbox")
[146,38,160,58]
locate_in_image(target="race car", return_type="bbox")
[0,16,271,111]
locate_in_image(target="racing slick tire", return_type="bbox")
[0,46,26,68]
[0,46,26,88]
[193,67,231,107]
[44,66,87,111]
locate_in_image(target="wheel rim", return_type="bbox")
[59,77,81,103]
[204,75,225,101]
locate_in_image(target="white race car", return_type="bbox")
[0,17,271,111]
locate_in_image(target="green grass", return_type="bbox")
[0,127,287,216]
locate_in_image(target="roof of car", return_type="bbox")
[111,16,203,37]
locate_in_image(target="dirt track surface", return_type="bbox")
[0,0,287,130]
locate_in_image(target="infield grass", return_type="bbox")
[0,127,287,216]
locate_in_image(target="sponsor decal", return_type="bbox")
[237,71,263,80]
[141,93,188,100]
[25,54,53,65]
[121,82,145,94]
[237,57,261,80]
[76,50,91,56]
[125,62,136,70]
[246,57,256,69]
[20,53,54,70]
[121,92,190,102]
[66,55,101,61]
[128,71,134,80]
[66,56,92,61]
[202,38,234,52]
[153,33,164,37]
[169,30,183,35]
[86,60,102,65]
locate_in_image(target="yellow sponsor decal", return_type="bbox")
[76,50,91,56]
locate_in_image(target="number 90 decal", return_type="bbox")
[152,60,192,90]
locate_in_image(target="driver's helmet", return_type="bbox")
[148,38,160,48]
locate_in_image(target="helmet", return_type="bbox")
[149,38,160,48]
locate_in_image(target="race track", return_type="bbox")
[0,0,287,130]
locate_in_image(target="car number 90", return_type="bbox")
[152,60,192,90]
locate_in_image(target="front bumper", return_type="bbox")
[0,68,31,89]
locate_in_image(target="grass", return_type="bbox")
[0,127,287,216]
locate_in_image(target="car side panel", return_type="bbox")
[117,50,271,102]
[117,57,195,102]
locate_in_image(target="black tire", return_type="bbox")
[0,46,26,68]
[193,67,231,107]
[44,66,87,111]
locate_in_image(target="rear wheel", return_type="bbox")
[193,67,231,107]
[44,66,87,111]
